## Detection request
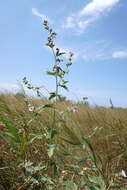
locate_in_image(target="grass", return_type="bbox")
[0,93,127,189]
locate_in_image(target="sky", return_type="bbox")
[0,0,127,107]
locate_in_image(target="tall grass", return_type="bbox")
[0,93,127,189]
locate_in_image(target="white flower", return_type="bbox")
[121,170,127,178]
[83,167,87,171]
[82,144,86,150]
[61,170,67,174]
[28,103,35,112]
[28,106,35,112]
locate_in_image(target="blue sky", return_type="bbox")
[0,0,127,107]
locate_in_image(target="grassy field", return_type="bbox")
[0,93,127,190]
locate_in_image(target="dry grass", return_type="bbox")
[0,93,127,189]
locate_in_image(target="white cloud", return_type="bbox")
[64,16,76,28]
[32,8,45,19]
[79,0,119,17]
[112,50,127,58]
[32,8,51,23]
[62,0,120,32]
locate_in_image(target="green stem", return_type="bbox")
[51,47,59,132]
[52,47,59,101]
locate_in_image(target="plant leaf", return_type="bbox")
[64,181,78,190]
[1,119,20,142]
[47,144,56,158]
[0,132,17,149]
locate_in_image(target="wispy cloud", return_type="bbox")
[32,8,51,23]
[62,0,120,32]
[72,40,111,61]
[112,50,127,58]
[78,0,119,17]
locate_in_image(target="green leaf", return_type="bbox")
[64,181,78,190]
[43,104,54,108]
[34,104,54,116]
[49,92,57,100]
[58,52,66,56]
[56,58,63,62]
[0,132,17,150]
[88,176,106,190]
[41,175,54,185]
[46,71,56,76]
[59,84,68,91]
[26,165,46,173]
[47,144,56,158]
[1,120,20,142]
[51,130,58,139]
[36,103,53,111]
[62,80,68,84]
[89,186,98,190]
[66,62,72,67]
[56,48,66,56]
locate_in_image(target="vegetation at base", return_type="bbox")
[0,20,127,190]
